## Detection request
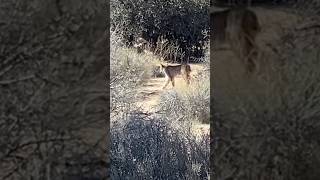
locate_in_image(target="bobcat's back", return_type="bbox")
[164,64,191,77]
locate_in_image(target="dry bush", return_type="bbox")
[156,76,210,124]
[156,49,210,125]
[152,36,188,63]
[110,31,161,117]
[111,112,209,180]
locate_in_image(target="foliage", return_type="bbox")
[110,0,209,60]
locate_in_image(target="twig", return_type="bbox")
[0,75,35,85]
[2,138,72,161]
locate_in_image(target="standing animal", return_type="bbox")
[210,7,261,73]
[160,63,192,89]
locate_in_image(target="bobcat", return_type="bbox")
[160,63,192,89]
[210,7,261,73]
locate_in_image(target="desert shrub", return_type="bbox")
[156,75,210,124]
[111,112,209,180]
[213,18,320,179]
[110,31,161,117]
[153,37,190,63]
[110,0,209,60]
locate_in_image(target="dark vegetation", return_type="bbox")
[0,0,108,179]
[111,0,210,62]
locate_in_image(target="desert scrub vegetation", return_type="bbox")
[158,75,210,124]
[111,112,209,179]
[110,31,210,179]
[213,7,320,179]
[156,51,210,125]
[110,0,210,178]
[110,31,158,117]
[157,78,210,125]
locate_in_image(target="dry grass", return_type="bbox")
[157,74,210,124]
[110,30,210,179]
[156,48,210,126]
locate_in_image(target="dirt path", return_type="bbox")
[136,77,165,112]
[136,63,206,112]
[135,63,210,136]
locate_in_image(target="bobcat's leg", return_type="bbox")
[182,71,191,86]
[182,74,188,86]
[171,78,175,88]
[187,72,191,85]
[162,77,170,89]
